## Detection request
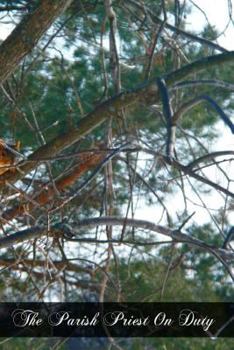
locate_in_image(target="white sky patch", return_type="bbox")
[0,22,14,41]
[186,0,234,50]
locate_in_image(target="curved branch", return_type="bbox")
[171,79,234,91]
[164,52,234,85]
[187,151,234,169]
[172,95,234,133]
[0,218,233,263]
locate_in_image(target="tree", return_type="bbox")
[0,0,233,347]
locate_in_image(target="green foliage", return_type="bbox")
[0,2,232,343]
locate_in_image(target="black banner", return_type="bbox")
[0,303,233,337]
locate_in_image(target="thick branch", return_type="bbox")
[0,218,233,263]
[0,51,234,189]
[0,0,73,84]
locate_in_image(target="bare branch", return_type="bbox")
[0,218,233,262]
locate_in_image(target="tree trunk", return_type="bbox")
[0,0,73,83]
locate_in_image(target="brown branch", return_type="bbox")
[0,0,73,84]
[2,150,107,221]
[0,258,93,274]
[0,51,233,189]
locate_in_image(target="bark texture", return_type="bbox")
[0,0,73,84]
